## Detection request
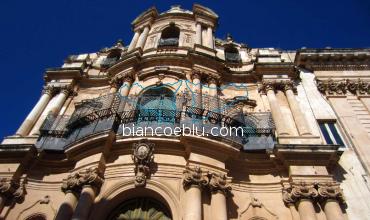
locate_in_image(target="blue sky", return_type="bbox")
[0,0,369,138]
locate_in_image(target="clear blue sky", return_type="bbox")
[0,0,369,138]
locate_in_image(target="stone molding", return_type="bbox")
[0,177,26,202]
[259,80,297,94]
[132,140,155,187]
[61,167,104,194]
[317,78,370,96]
[283,181,345,206]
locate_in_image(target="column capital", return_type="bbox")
[282,80,297,93]
[0,177,25,202]
[208,172,232,196]
[207,77,218,86]
[259,81,275,94]
[191,72,201,81]
[283,181,318,206]
[42,85,57,96]
[61,173,81,194]
[317,182,345,204]
[77,167,104,190]
[183,166,208,189]
[58,85,75,96]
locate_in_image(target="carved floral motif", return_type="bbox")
[0,177,26,202]
[317,182,345,204]
[259,80,297,94]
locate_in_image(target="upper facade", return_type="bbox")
[1,4,370,220]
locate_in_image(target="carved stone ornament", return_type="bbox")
[317,78,370,96]
[259,80,297,94]
[317,182,345,204]
[61,167,104,193]
[208,172,232,195]
[132,139,155,187]
[0,177,26,202]
[183,166,208,189]
[283,182,318,205]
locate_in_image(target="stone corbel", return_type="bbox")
[61,172,81,195]
[183,166,208,189]
[132,140,155,187]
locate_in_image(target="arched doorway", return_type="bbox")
[107,197,172,220]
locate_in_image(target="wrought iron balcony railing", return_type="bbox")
[36,92,275,151]
[158,38,179,47]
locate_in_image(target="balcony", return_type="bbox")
[36,93,275,151]
[158,38,179,47]
[225,52,241,63]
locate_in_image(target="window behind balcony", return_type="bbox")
[158,24,180,47]
[224,46,241,63]
[318,121,346,147]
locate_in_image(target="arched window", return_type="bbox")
[158,24,180,47]
[107,197,172,220]
[137,87,177,124]
[224,46,241,63]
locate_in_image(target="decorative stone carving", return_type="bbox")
[61,173,81,194]
[259,80,297,94]
[283,182,318,205]
[61,167,104,193]
[132,140,155,187]
[0,177,25,202]
[183,166,208,189]
[317,182,345,204]
[78,167,104,190]
[42,85,57,96]
[239,197,278,220]
[317,78,370,96]
[208,172,231,195]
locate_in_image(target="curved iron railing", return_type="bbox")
[36,92,275,151]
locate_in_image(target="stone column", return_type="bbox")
[0,194,5,214]
[55,174,80,220]
[284,82,312,135]
[128,31,140,52]
[192,73,202,108]
[119,77,133,97]
[207,26,214,49]
[16,86,54,136]
[209,173,231,220]
[318,182,345,220]
[30,87,71,135]
[109,81,119,93]
[195,23,202,45]
[283,182,318,220]
[136,26,150,49]
[201,28,207,46]
[262,82,290,135]
[71,168,104,220]
[183,166,208,220]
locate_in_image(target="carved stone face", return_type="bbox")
[136,144,149,159]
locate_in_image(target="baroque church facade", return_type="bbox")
[1,4,370,220]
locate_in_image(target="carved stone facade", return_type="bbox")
[1,4,370,220]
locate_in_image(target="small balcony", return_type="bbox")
[225,52,241,63]
[36,92,275,151]
[158,38,179,47]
